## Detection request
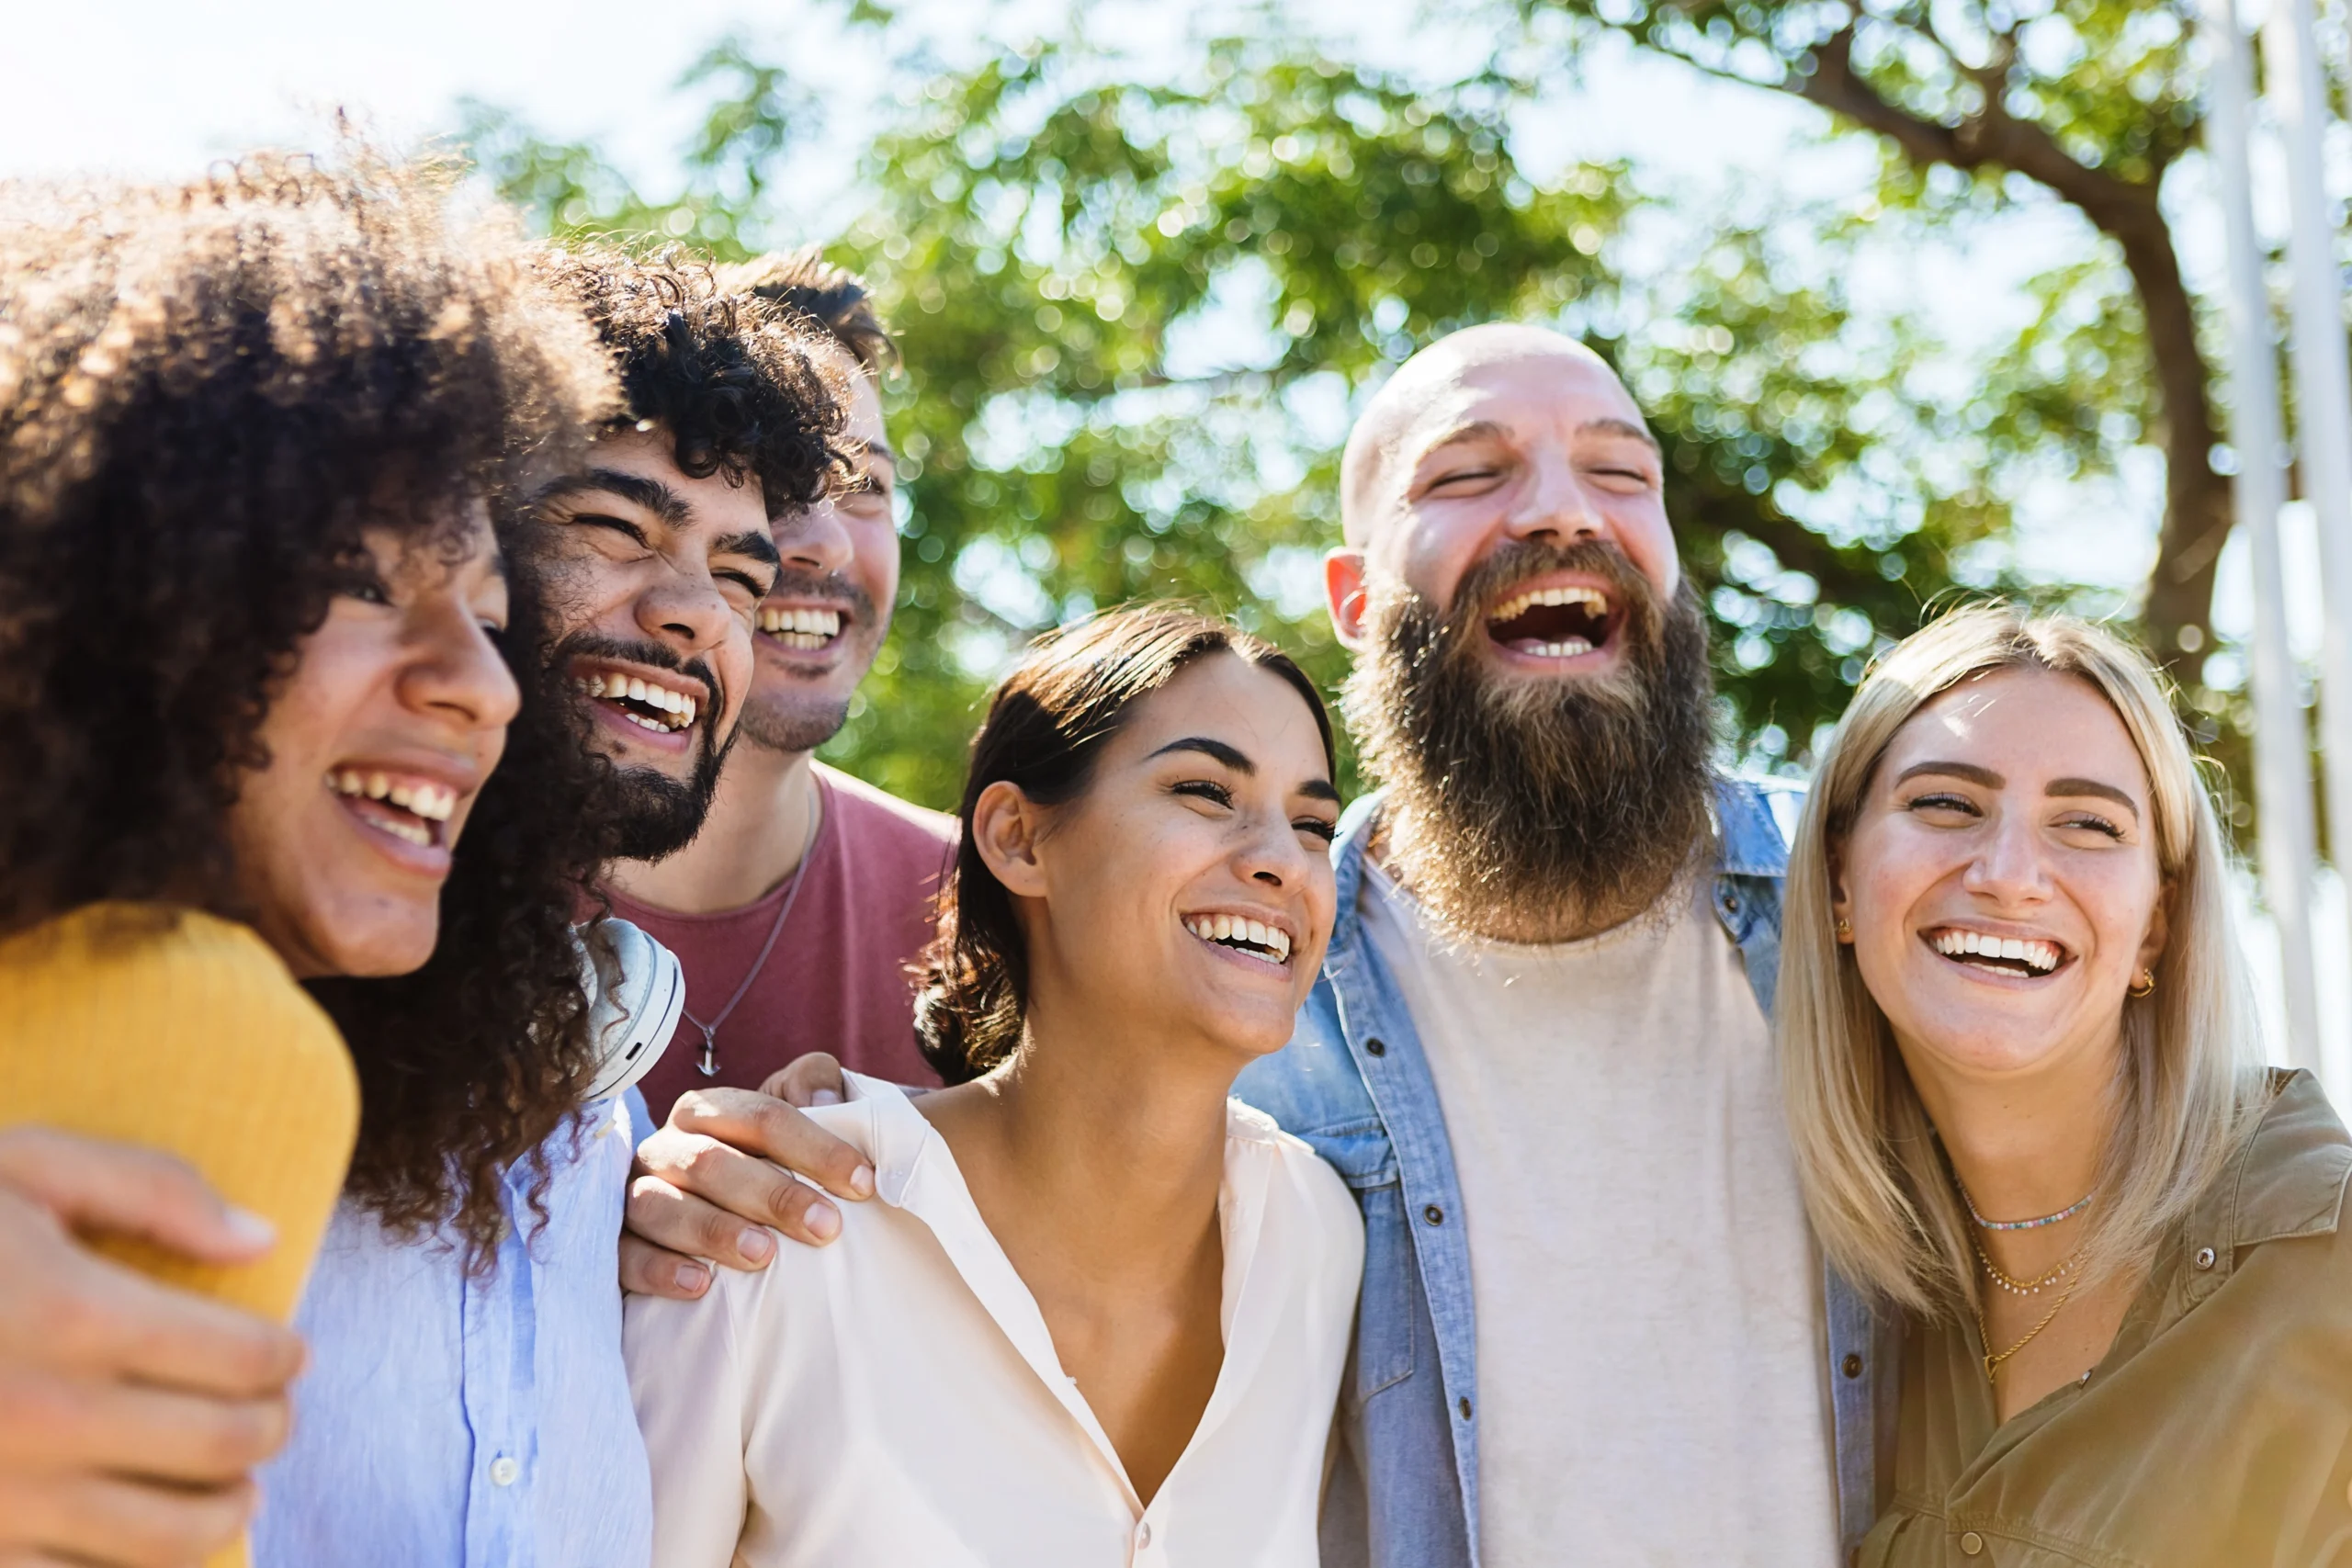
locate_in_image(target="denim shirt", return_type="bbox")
[1232,778,1892,1568]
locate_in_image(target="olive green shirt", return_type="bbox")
[1860,1069,2352,1568]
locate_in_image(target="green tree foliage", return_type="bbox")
[467,24,2055,808]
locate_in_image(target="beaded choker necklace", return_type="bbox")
[1960,1181,2093,1233]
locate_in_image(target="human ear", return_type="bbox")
[970,780,1050,900]
[2135,878,2172,973]
[1827,838,1855,943]
[1325,548,1370,649]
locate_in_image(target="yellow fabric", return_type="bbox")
[0,902,360,1568]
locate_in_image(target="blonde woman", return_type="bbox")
[1779,604,2352,1565]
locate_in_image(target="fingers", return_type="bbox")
[617,1233,711,1301]
[657,1088,874,1201]
[0,1129,274,1267]
[0,1471,253,1568]
[625,1165,807,1271]
[757,1052,845,1109]
[0,1364,288,1485]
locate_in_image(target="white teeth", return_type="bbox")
[1931,930,2061,974]
[1184,915,1293,964]
[759,606,844,640]
[576,669,698,730]
[1488,584,1608,625]
[1522,637,1593,659]
[327,773,459,826]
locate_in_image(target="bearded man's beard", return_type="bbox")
[548,630,731,863]
[1341,540,1719,943]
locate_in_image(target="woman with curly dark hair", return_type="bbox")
[0,150,619,1568]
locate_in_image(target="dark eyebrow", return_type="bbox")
[537,468,692,525]
[1577,416,1662,454]
[1151,735,1340,803]
[715,529,782,570]
[1417,420,1511,465]
[2047,777,2141,818]
[1894,761,2005,790]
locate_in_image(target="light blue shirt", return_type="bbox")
[1232,779,1893,1568]
[254,1087,653,1568]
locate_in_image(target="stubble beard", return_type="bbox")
[738,567,884,756]
[1340,539,1720,945]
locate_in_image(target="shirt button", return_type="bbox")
[1364,1036,1386,1057]
[1958,1529,1984,1555]
[2194,1246,2218,1270]
[489,1455,520,1487]
[1423,1204,1444,1225]
[1457,1395,1473,1419]
[1135,1521,1152,1549]
[1842,1353,1864,1379]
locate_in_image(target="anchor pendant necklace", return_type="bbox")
[684,784,820,1078]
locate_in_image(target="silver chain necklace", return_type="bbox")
[684,784,820,1078]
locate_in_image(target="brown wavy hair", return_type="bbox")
[716,245,898,374]
[913,606,1336,1083]
[0,147,628,1262]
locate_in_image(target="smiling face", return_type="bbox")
[741,356,899,755]
[1833,664,2169,1090]
[979,653,1341,1063]
[1330,324,1678,681]
[224,510,518,977]
[528,427,783,858]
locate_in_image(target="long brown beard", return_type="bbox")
[1341,539,1718,943]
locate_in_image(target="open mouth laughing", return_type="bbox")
[1485,581,1619,660]
[757,604,845,653]
[1183,912,1295,969]
[571,663,701,735]
[1924,925,2069,979]
[326,768,458,850]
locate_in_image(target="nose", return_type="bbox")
[632,563,742,658]
[1962,810,2053,907]
[1504,449,1607,548]
[402,604,521,733]
[774,498,854,581]
[1239,807,1319,894]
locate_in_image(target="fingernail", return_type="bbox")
[850,1163,875,1199]
[738,1227,774,1262]
[675,1260,709,1294]
[810,1089,842,1107]
[806,1201,840,1242]
[224,1206,277,1248]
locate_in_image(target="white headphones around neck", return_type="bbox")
[580,919,685,1103]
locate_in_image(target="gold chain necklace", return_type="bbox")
[1972,1234,2085,1298]
[1973,1277,2078,1383]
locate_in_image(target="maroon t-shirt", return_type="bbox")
[606,763,954,1124]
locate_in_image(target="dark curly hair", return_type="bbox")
[715,245,898,375]
[0,148,628,1263]
[913,606,1336,1083]
[544,245,849,514]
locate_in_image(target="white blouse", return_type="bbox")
[624,1073,1364,1568]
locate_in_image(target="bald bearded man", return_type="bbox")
[619,325,1888,1568]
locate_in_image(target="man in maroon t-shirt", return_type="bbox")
[602,250,952,1123]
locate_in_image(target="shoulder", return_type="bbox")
[0,902,343,1049]
[1226,1100,1366,1259]
[816,762,957,852]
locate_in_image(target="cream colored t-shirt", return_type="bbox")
[1360,863,1838,1567]
[624,1073,1364,1568]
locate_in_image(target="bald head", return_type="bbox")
[1340,324,1648,547]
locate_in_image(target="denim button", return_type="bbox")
[1457,1395,1473,1419]
[1364,1036,1386,1057]
[1423,1204,1443,1225]
[1841,1353,1863,1379]
[2195,1247,2217,1270]
[1959,1530,1984,1555]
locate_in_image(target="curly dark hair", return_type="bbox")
[913,606,1336,1083]
[544,245,849,514]
[715,245,898,375]
[0,148,628,1262]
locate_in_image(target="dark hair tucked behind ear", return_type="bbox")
[913,606,1336,1084]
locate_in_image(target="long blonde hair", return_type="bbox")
[1779,604,2269,1315]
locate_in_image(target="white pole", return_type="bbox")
[2263,0,2352,1074]
[2211,0,2325,1067]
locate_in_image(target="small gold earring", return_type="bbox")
[1834,917,1852,942]
[2129,968,2155,998]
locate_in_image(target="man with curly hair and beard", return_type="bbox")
[623,323,1887,1567]
[243,249,849,1568]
